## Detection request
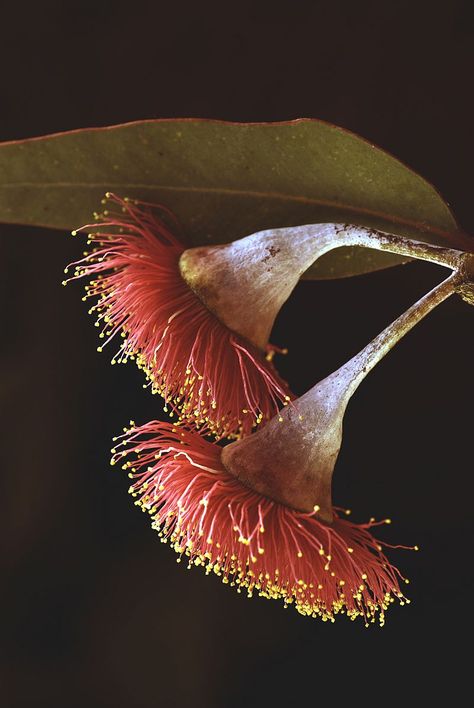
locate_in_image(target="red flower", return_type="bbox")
[65,194,291,439]
[112,421,412,626]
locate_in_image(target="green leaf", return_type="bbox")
[0,118,470,278]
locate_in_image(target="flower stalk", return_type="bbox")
[342,269,461,397]
[322,224,470,271]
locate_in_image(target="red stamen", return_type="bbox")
[65,194,292,439]
[112,420,414,626]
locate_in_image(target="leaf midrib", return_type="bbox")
[0,181,458,240]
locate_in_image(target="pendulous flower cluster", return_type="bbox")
[67,192,460,626]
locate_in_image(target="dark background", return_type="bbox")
[1,1,473,706]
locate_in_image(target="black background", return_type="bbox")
[1,1,473,706]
